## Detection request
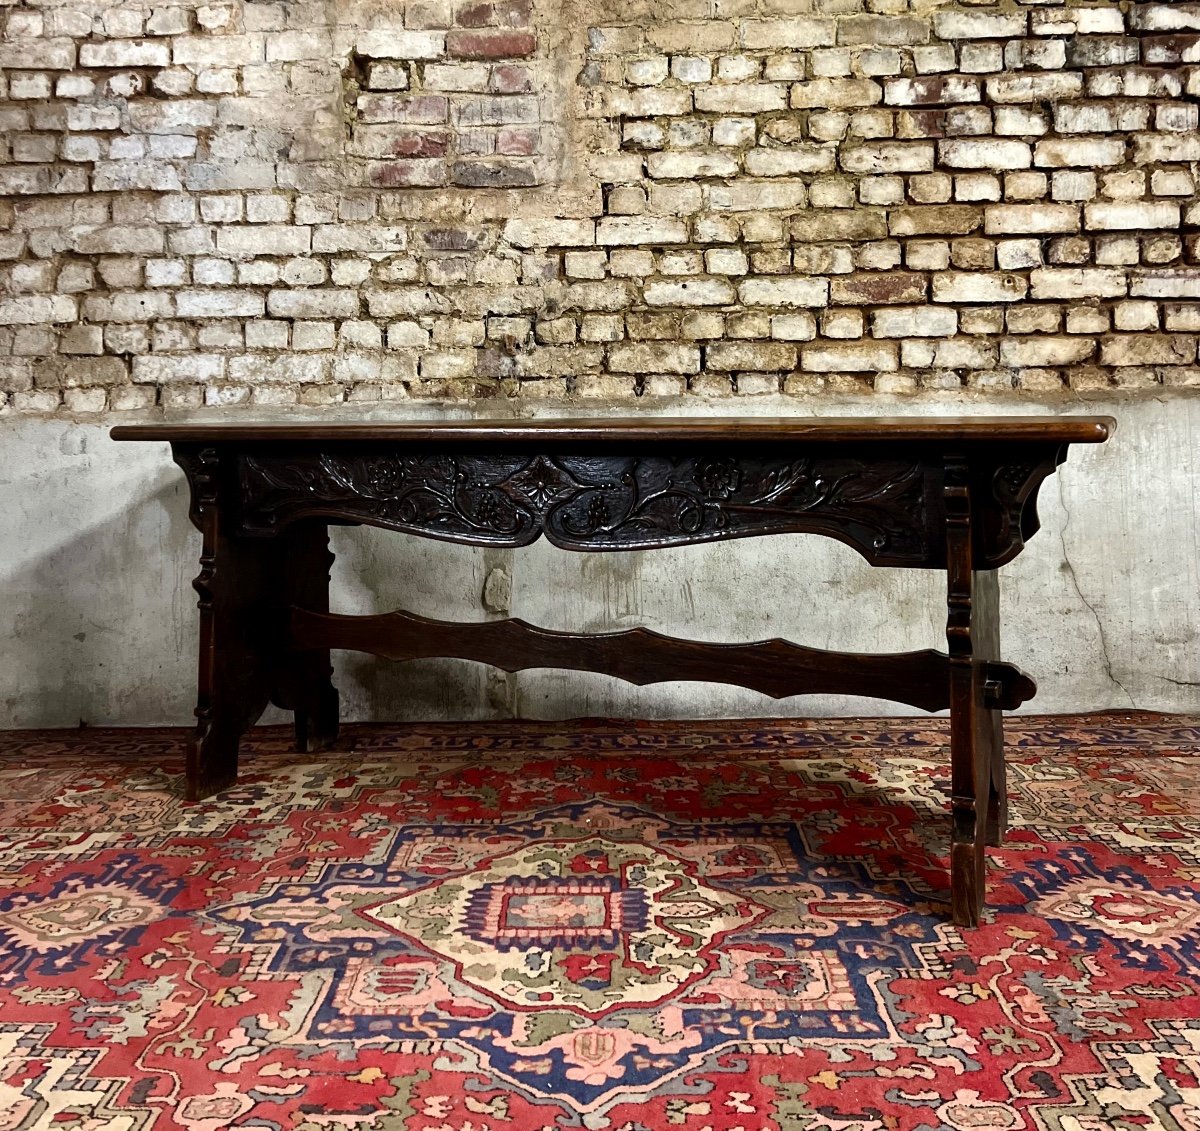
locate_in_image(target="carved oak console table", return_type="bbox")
[112,415,1112,926]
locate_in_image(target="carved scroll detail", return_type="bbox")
[237,449,936,565]
[978,446,1069,568]
[174,445,220,531]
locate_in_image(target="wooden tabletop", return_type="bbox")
[111,416,1115,445]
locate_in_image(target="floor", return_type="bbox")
[0,713,1197,1129]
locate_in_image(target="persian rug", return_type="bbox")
[0,714,1197,1131]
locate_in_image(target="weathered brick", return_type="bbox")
[830,273,927,305]
[837,16,929,47]
[644,278,736,306]
[0,39,75,69]
[229,355,327,383]
[267,289,360,318]
[999,337,1096,367]
[1054,102,1151,134]
[705,341,797,371]
[800,341,898,371]
[840,142,934,174]
[596,218,688,246]
[367,160,448,188]
[0,295,78,325]
[986,74,1084,103]
[934,11,1026,38]
[216,225,311,257]
[740,18,835,48]
[133,354,226,384]
[738,277,829,307]
[884,76,980,106]
[743,147,835,176]
[504,219,594,248]
[871,307,956,337]
[647,152,739,179]
[939,140,1032,170]
[931,272,1027,303]
[608,342,700,374]
[1084,202,1181,230]
[983,205,1081,236]
[349,126,451,159]
[1100,334,1197,366]
[1130,270,1200,299]
[790,79,882,109]
[446,30,536,58]
[354,30,447,59]
[1029,268,1128,299]
[890,206,981,236]
[695,85,788,114]
[356,95,449,124]
[175,290,265,318]
[172,35,265,66]
[312,226,408,253]
[80,40,171,67]
[601,88,692,117]
[708,183,807,212]
[789,212,887,243]
[451,159,539,187]
[1034,138,1127,168]
[74,227,165,255]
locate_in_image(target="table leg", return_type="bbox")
[188,517,280,802]
[945,457,1006,927]
[272,520,339,755]
[973,570,1007,848]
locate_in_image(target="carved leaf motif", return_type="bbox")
[236,448,936,565]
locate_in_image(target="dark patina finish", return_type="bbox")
[113,414,1113,926]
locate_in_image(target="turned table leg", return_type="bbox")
[945,455,1007,927]
[186,473,279,800]
[178,449,339,801]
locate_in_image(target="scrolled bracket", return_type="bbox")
[977,444,1069,569]
[173,444,222,532]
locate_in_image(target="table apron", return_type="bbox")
[169,440,1070,570]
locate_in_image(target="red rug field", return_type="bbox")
[0,714,1197,1129]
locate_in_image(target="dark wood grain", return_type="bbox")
[173,446,277,800]
[113,414,1114,445]
[237,447,939,565]
[292,608,957,710]
[944,451,1008,928]
[118,414,1111,927]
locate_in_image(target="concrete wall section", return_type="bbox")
[2,395,1196,729]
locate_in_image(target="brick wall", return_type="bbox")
[2,0,1200,415]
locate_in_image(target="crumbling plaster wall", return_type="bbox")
[1,0,1199,727]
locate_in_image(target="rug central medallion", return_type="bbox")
[358,835,764,1015]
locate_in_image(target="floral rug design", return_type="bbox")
[0,714,1197,1129]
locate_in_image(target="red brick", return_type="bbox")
[447,29,536,58]
[895,110,946,138]
[829,273,928,305]
[490,64,533,93]
[391,129,451,157]
[496,126,538,155]
[455,0,532,26]
[456,2,494,28]
[367,160,447,187]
